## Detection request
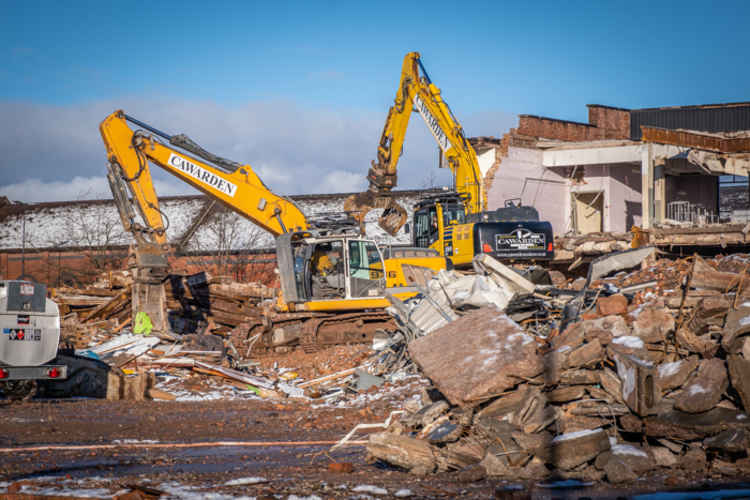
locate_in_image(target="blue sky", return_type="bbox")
[1,1,748,201]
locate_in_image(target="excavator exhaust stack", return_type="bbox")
[343,191,408,236]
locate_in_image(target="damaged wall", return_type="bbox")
[484,147,568,236]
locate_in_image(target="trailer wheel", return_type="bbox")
[37,354,110,399]
[1,380,37,401]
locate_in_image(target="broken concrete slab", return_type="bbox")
[408,307,543,407]
[690,255,740,291]
[657,356,700,392]
[367,432,437,475]
[630,305,675,344]
[591,315,631,342]
[687,296,730,335]
[549,428,610,470]
[675,358,728,413]
[557,414,609,434]
[727,354,750,413]
[676,327,720,358]
[613,353,660,416]
[476,385,534,421]
[595,443,654,473]
[703,428,748,453]
[681,447,708,474]
[596,294,628,316]
[642,407,750,441]
[721,304,750,351]
[650,446,678,467]
[599,367,624,403]
[603,455,638,483]
[546,385,587,403]
[566,339,603,369]
[551,322,584,352]
[473,253,535,295]
[586,246,657,286]
[559,369,600,386]
[439,436,486,471]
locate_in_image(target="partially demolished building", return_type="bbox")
[476,101,750,241]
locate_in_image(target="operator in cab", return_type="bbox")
[311,242,344,297]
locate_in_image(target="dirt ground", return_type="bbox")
[1,398,750,499]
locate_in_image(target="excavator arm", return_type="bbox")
[100,110,308,242]
[100,110,309,334]
[345,52,485,235]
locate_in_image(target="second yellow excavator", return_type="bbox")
[345,52,554,268]
[100,110,447,350]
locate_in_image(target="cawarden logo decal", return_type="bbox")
[413,94,450,153]
[168,154,237,197]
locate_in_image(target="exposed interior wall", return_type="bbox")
[566,164,642,234]
[666,174,719,217]
[607,164,643,232]
[477,148,496,180]
[485,147,568,236]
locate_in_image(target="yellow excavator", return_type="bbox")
[99,110,447,350]
[345,52,554,267]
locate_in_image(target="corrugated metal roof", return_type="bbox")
[631,103,750,139]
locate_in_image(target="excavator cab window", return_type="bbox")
[442,205,466,227]
[310,240,345,299]
[348,240,385,298]
[414,207,439,248]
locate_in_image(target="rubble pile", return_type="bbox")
[46,269,414,405]
[365,251,750,483]
[51,270,276,348]
[554,232,632,261]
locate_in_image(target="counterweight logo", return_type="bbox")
[413,94,450,153]
[168,154,237,197]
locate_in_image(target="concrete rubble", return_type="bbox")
[364,250,750,484]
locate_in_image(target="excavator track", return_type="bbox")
[298,311,395,353]
[238,311,396,354]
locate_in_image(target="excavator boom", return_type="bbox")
[344,52,485,235]
[100,111,308,240]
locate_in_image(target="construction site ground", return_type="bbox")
[3,382,750,499]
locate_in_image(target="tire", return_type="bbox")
[1,380,37,401]
[37,354,111,399]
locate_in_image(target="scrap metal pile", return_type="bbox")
[364,250,750,483]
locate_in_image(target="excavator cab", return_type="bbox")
[276,232,386,310]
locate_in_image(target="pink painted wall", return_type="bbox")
[486,147,568,235]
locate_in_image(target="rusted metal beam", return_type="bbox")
[641,126,750,153]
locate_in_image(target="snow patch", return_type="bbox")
[225,477,268,486]
[612,336,644,349]
[395,489,414,498]
[352,485,388,495]
[658,360,683,378]
[612,444,648,457]
[688,384,709,395]
[551,428,604,443]
[740,316,750,327]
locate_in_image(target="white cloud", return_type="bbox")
[316,169,367,194]
[0,176,197,203]
[0,98,515,203]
